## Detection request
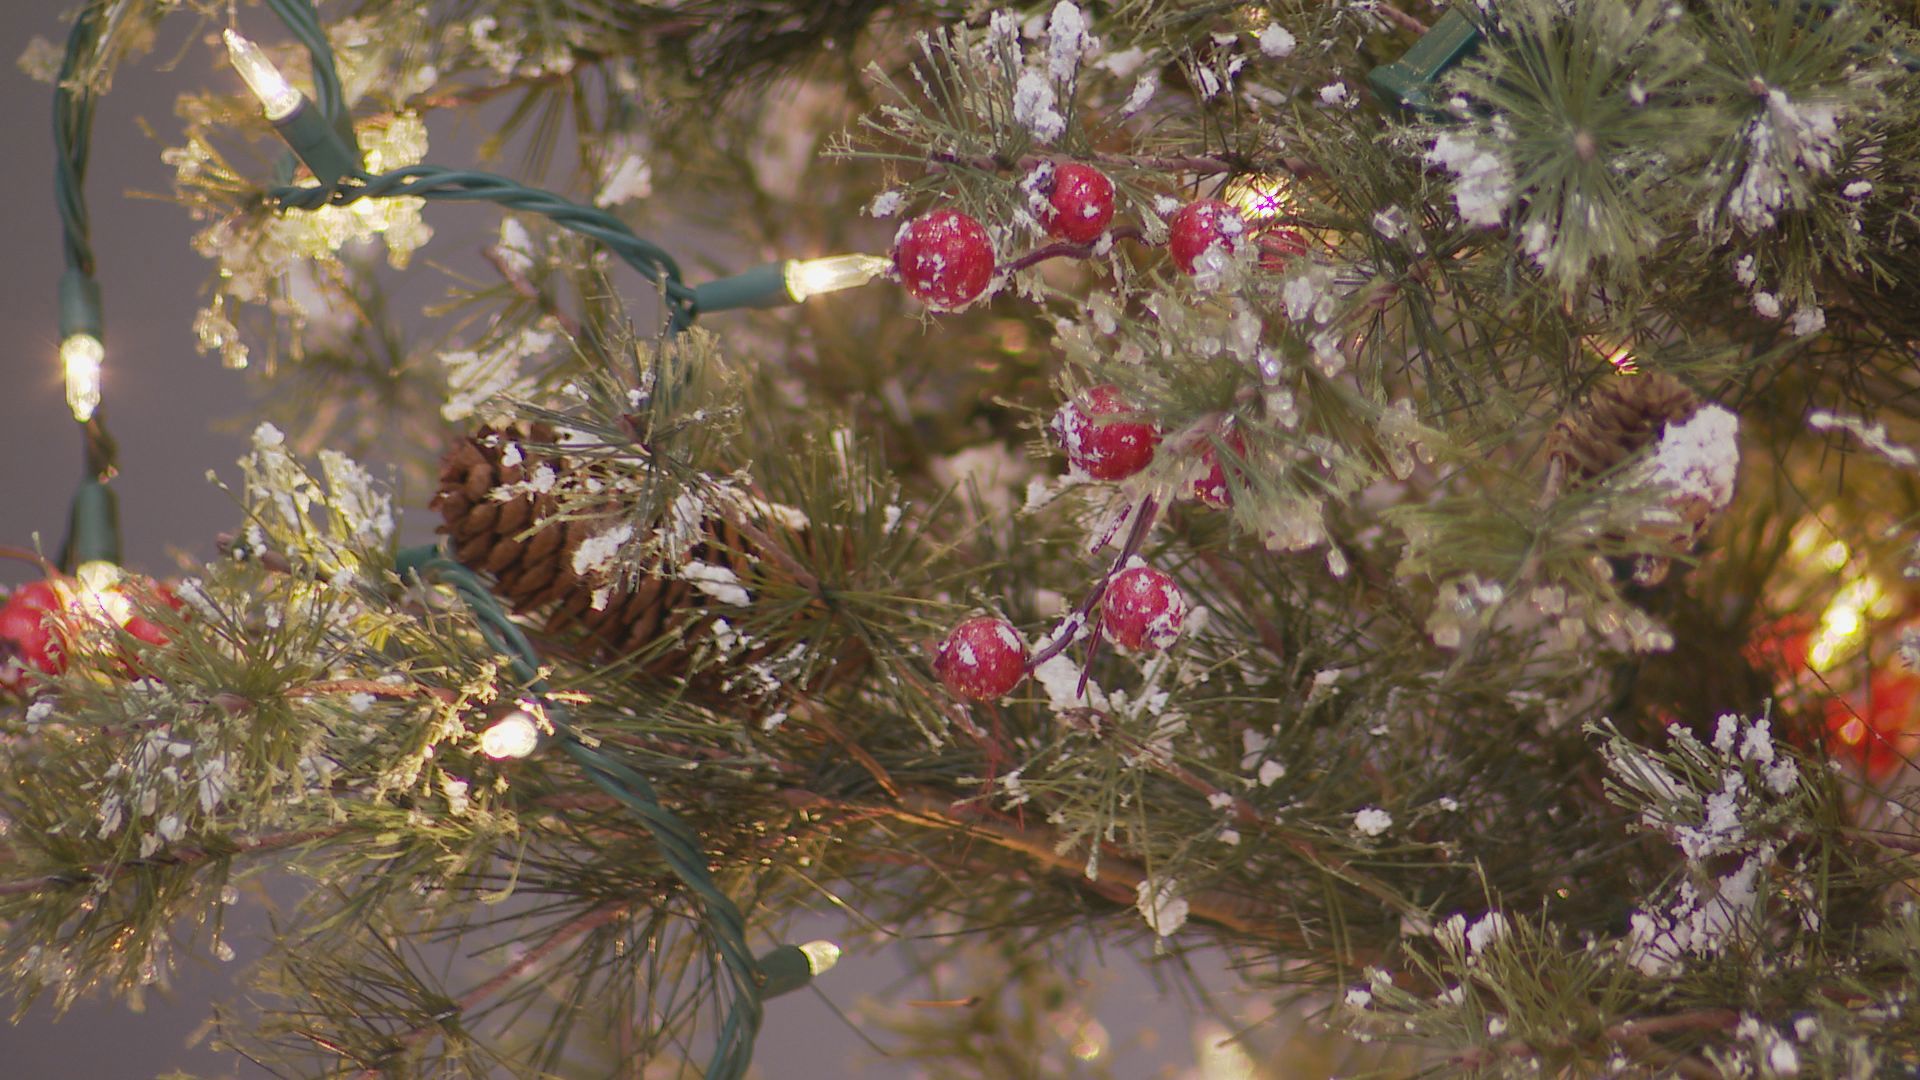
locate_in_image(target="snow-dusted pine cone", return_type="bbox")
[430,425,755,671]
[1548,372,1701,483]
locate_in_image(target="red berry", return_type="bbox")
[893,209,995,309]
[10,581,60,613]
[1167,199,1245,274]
[1052,385,1161,481]
[1255,227,1308,272]
[1040,163,1116,244]
[123,615,170,648]
[1101,566,1186,652]
[0,601,61,677]
[1191,430,1248,509]
[935,616,1029,700]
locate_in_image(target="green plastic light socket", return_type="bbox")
[58,268,102,341]
[275,98,361,188]
[1366,8,1483,114]
[61,478,121,571]
[754,944,815,999]
[691,261,794,315]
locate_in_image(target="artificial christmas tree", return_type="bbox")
[11,0,1920,1076]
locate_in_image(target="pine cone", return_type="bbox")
[1548,372,1701,483]
[430,426,755,676]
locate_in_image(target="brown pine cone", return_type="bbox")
[1548,372,1701,484]
[429,426,755,676]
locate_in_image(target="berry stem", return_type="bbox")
[1003,226,1148,274]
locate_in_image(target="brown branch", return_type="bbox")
[0,826,346,898]
[1449,1008,1738,1076]
[355,902,629,1078]
[1003,226,1149,274]
[1376,3,1432,35]
[289,679,460,704]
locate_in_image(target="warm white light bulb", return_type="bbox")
[1221,174,1293,224]
[63,560,132,627]
[223,29,303,121]
[61,333,103,422]
[784,254,891,302]
[481,710,542,759]
[798,940,841,976]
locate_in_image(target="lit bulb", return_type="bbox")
[480,710,542,759]
[61,334,103,422]
[223,29,303,122]
[1220,174,1294,224]
[63,560,132,627]
[784,254,891,302]
[797,940,841,976]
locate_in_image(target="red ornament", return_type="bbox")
[1191,429,1248,509]
[0,581,65,691]
[935,616,1029,700]
[1254,227,1308,272]
[893,209,995,309]
[1101,566,1186,651]
[1040,163,1116,244]
[122,583,182,649]
[1052,385,1161,481]
[1826,672,1920,779]
[1167,199,1244,274]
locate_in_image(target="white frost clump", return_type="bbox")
[683,560,751,606]
[1426,132,1513,227]
[1121,70,1159,115]
[1046,2,1090,83]
[1317,82,1349,107]
[1136,877,1189,937]
[571,523,634,577]
[1257,23,1297,58]
[1788,304,1826,337]
[1723,88,1842,233]
[1638,404,1740,522]
[1353,807,1393,836]
[866,190,904,218]
[595,142,656,206]
[441,326,553,422]
[1013,70,1066,143]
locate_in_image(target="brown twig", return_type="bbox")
[1003,226,1149,274]
[1449,1008,1738,1075]
[0,826,346,898]
[1376,2,1432,35]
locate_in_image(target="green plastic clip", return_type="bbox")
[1366,8,1483,114]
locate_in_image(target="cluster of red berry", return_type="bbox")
[934,563,1188,703]
[901,164,1297,703]
[0,574,178,695]
[890,162,1303,311]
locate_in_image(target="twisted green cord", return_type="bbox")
[396,547,780,1078]
[270,165,700,331]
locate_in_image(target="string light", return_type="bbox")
[784,254,892,302]
[797,940,841,976]
[480,707,543,759]
[60,560,133,627]
[1220,174,1294,225]
[223,28,358,186]
[61,334,104,422]
[222,29,302,121]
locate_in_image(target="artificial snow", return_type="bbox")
[1640,404,1740,516]
[1136,878,1189,936]
[1013,71,1066,143]
[1353,807,1393,836]
[683,560,751,606]
[1426,132,1513,227]
[1257,23,1296,58]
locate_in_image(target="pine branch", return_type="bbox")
[0,827,347,898]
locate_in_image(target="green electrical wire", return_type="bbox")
[53,2,121,568]
[395,547,798,1079]
[270,166,703,331]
